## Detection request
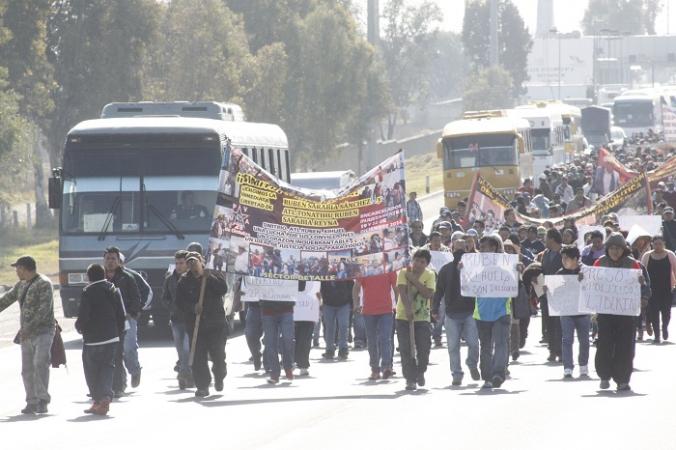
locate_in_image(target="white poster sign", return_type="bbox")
[241,277,300,303]
[460,253,519,297]
[545,275,585,316]
[618,215,661,237]
[429,251,454,272]
[293,282,321,322]
[579,266,641,316]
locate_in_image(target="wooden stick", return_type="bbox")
[188,272,208,367]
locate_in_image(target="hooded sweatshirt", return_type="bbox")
[75,279,126,344]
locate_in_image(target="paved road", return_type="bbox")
[418,190,444,233]
[1,306,675,450]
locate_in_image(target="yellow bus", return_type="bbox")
[436,110,532,209]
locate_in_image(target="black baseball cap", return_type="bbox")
[11,255,36,271]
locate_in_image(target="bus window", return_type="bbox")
[260,147,266,169]
[444,134,517,168]
[268,148,276,175]
[284,150,291,183]
[277,149,283,180]
[252,147,258,164]
[241,147,249,157]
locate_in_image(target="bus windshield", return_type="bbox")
[61,143,221,235]
[530,129,550,152]
[443,134,516,169]
[613,101,654,127]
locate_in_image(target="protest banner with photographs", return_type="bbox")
[460,253,519,297]
[207,149,410,281]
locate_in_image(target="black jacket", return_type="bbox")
[162,270,184,323]
[320,280,354,307]
[432,250,475,317]
[75,280,126,344]
[176,270,228,327]
[109,267,141,317]
[125,267,152,310]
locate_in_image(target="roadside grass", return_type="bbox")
[0,227,58,286]
[406,151,443,196]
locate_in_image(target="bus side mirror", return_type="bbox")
[436,140,443,159]
[48,169,63,210]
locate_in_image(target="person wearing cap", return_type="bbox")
[662,207,676,252]
[591,232,648,391]
[438,221,453,247]
[186,241,204,256]
[176,252,228,397]
[103,247,142,397]
[0,256,55,414]
[431,207,450,234]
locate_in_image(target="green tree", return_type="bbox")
[582,0,661,35]
[426,31,465,101]
[242,43,289,124]
[380,0,442,139]
[462,0,532,98]
[463,66,514,111]
[47,0,161,164]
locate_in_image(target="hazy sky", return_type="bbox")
[397,0,676,35]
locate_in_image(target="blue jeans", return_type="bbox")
[476,315,511,382]
[262,312,295,378]
[244,303,263,365]
[83,342,116,402]
[123,318,141,376]
[363,313,394,371]
[323,304,351,353]
[21,331,55,405]
[560,315,591,370]
[170,321,191,377]
[445,313,480,378]
[353,311,366,345]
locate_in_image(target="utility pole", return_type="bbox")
[489,0,499,66]
[365,0,379,173]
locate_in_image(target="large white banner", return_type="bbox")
[293,282,321,322]
[618,215,661,237]
[544,275,585,316]
[579,266,641,316]
[241,277,300,303]
[460,253,519,297]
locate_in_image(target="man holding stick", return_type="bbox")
[395,249,436,391]
[176,252,228,398]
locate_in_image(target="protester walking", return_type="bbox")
[592,233,648,391]
[75,264,126,415]
[162,250,194,389]
[320,280,353,360]
[407,192,423,223]
[294,282,320,377]
[641,236,676,344]
[353,272,398,381]
[0,256,55,414]
[539,229,563,363]
[432,247,480,386]
[176,253,228,397]
[555,245,591,379]
[396,249,435,391]
[259,281,297,384]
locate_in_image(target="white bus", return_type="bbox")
[513,104,567,174]
[612,89,663,137]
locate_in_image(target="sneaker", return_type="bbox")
[178,377,187,390]
[405,381,417,391]
[195,388,210,397]
[284,368,294,381]
[654,338,661,345]
[382,368,394,380]
[617,383,631,392]
[599,379,610,390]
[35,401,48,414]
[481,381,493,389]
[579,366,590,377]
[512,351,520,361]
[368,370,381,381]
[563,368,573,379]
[21,404,36,415]
[214,378,224,392]
[92,397,110,416]
[322,351,335,360]
[647,323,653,336]
[131,371,141,388]
[452,376,462,386]
[547,353,557,362]
[267,376,279,385]
[469,366,481,381]
[113,390,126,399]
[491,375,504,388]
[416,372,426,387]
[253,355,262,371]
[299,368,310,377]
[337,350,349,361]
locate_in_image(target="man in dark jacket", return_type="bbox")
[432,249,480,386]
[76,264,126,416]
[104,246,141,397]
[176,252,228,397]
[538,229,563,363]
[162,250,193,389]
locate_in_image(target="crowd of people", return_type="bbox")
[2,139,675,416]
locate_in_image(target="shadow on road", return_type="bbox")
[196,392,408,408]
[581,390,647,398]
[0,414,51,423]
[460,389,527,396]
[67,414,114,422]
